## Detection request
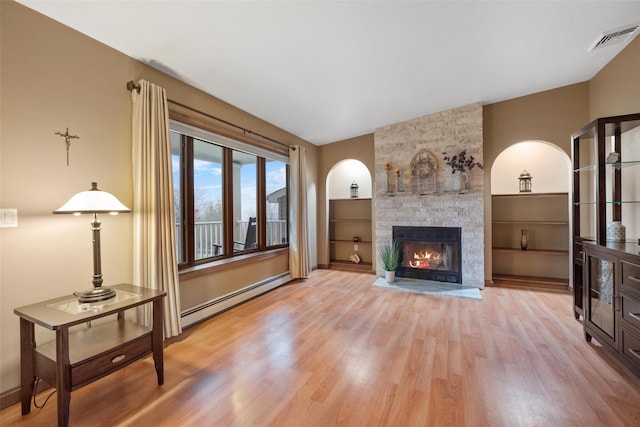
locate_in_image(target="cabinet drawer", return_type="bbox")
[72,333,152,388]
[621,260,640,294]
[621,295,640,330]
[621,328,640,371]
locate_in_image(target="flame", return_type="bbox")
[408,250,442,269]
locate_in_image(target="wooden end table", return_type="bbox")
[14,284,166,427]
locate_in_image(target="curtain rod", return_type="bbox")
[126,80,295,151]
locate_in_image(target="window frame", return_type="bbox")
[170,120,289,270]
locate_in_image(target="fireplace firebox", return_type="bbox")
[392,226,462,283]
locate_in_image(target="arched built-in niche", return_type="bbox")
[490,141,572,288]
[491,140,570,194]
[327,159,372,199]
[326,159,374,272]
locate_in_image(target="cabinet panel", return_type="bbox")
[621,328,640,373]
[621,259,640,295]
[621,295,640,330]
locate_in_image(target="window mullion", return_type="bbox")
[223,148,234,255]
[185,136,195,264]
[257,158,266,249]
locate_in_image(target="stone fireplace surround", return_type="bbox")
[374,103,485,288]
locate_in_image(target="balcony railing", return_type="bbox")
[175,220,287,261]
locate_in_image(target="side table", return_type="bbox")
[14,284,166,427]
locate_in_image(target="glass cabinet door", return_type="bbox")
[573,131,597,242]
[587,250,616,345]
[605,123,640,242]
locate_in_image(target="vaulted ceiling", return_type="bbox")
[17,1,640,145]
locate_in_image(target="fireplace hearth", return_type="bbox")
[393,226,462,283]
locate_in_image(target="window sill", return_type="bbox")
[179,247,289,281]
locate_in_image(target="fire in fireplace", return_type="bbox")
[393,226,462,283]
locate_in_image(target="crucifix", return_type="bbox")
[55,127,79,166]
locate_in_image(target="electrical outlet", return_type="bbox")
[0,208,18,228]
[354,244,358,251]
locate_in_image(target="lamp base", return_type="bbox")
[78,286,116,303]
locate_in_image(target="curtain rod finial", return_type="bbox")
[126,81,141,93]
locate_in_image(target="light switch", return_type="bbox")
[354,244,358,251]
[0,209,18,228]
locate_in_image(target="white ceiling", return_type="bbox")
[16,1,640,145]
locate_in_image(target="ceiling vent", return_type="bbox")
[588,22,640,51]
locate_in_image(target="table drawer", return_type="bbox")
[72,333,152,388]
[621,327,640,371]
[622,260,640,294]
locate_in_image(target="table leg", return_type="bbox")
[152,298,164,385]
[19,318,35,415]
[56,327,71,427]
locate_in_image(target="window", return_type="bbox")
[170,121,289,269]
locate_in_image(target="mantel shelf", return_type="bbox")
[382,188,480,196]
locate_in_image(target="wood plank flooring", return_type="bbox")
[2,269,640,426]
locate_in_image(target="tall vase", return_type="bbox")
[452,171,468,192]
[520,229,528,250]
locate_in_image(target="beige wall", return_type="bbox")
[590,35,640,119]
[0,1,317,396]
[317,134,374,268]
[482,83,590,281]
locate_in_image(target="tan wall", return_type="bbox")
[590,35,640,119]
[317,134,375,268]
[0,1,316,395]
[482,83,590,282]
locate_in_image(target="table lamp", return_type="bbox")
[54,182,131,303]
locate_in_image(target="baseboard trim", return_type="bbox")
[0,379,51,410]
[180,273,292,328]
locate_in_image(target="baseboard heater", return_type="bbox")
[181,272,292,328]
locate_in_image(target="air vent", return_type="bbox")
[588,23,640,51]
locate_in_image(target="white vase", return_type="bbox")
[452,171,468,192]
[384,270,396,283]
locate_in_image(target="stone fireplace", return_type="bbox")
[374,103,485,288]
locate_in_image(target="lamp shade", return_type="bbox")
[54,182,130,214]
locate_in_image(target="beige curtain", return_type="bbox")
[131,79,182,338]
[289,145,311,278]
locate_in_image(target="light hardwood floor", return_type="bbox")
[2,269,640,426]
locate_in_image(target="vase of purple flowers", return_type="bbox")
[442,150,483,192]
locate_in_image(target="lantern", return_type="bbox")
[518,170,532,193]
[350,181,359,198]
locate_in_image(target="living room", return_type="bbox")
[2,1,640,423]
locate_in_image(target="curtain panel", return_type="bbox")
[131,79,182,338]
[289,145,311,278]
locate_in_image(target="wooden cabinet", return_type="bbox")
[329,198,373,273]
[491,193,569,290]
[572,113,640,319]
[583,243,640,377]
[573,113,640,378]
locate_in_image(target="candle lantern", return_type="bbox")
[518,170,532,193]
[350,181,359,198]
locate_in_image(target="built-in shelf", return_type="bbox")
[493,247,569,255]
[328,198,374,273]
[492,192,570,284]
[492,220,569,225]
